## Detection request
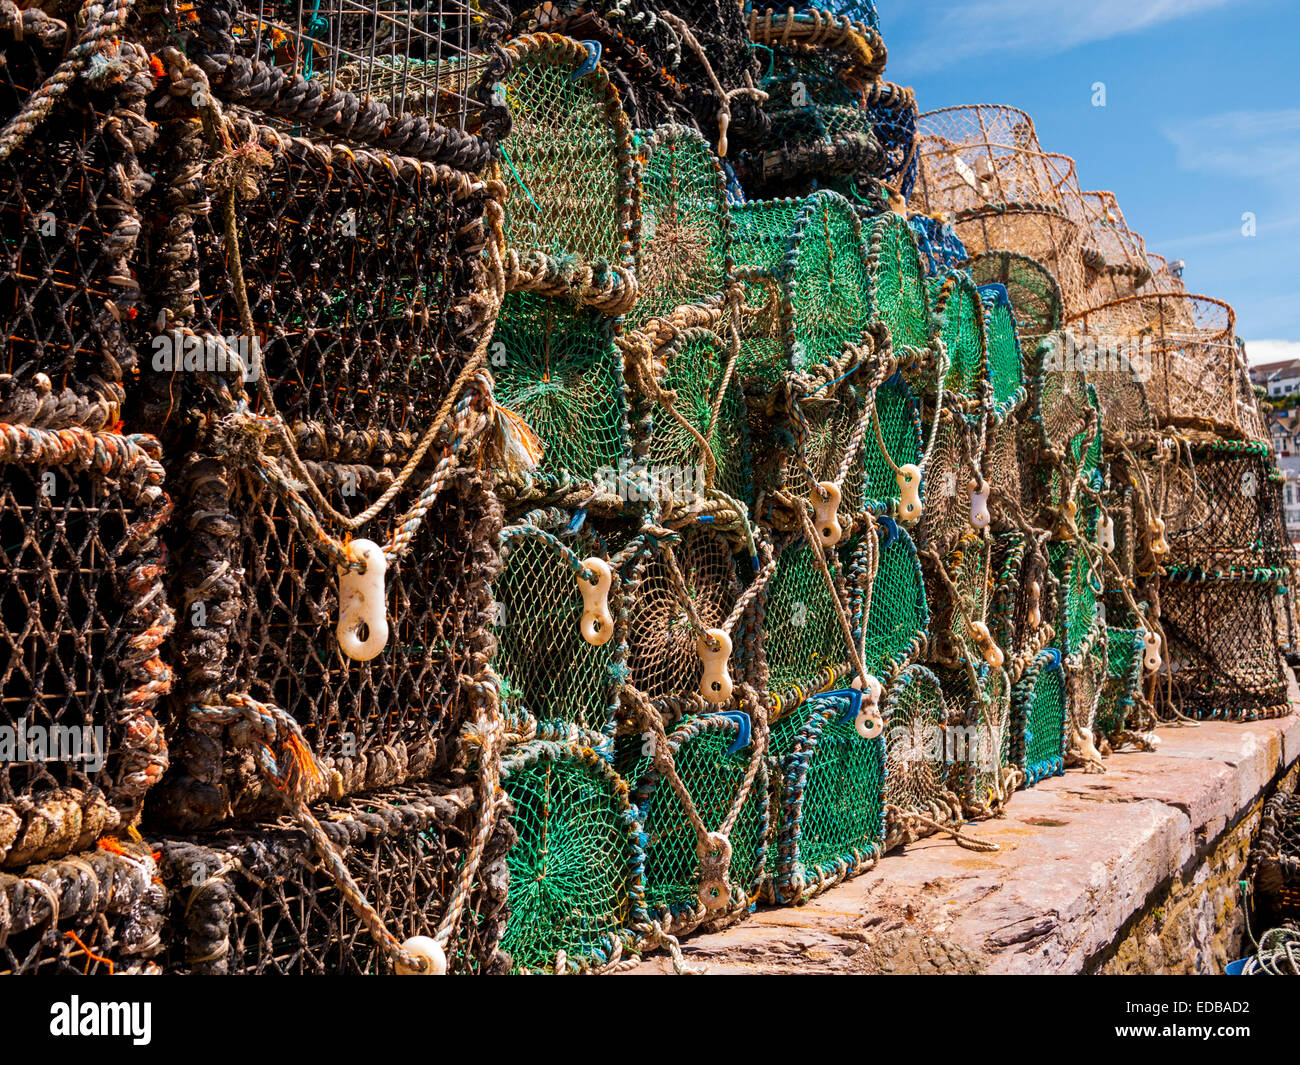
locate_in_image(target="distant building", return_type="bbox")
[1250,358,1300,400]
[1264,407,1300,541]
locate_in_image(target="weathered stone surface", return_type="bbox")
[625,694,1300,975]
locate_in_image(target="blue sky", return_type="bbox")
[879,0,1300,362]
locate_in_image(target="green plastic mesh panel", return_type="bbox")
[500,742,647,973]
[499,37,635,270]
[1012,651,1065,786]
[882,664,960,838]
[863,373,924,513]
[623,715,768,924]
[856,524,928,678]
[1096,627,1143,741]
[862,212,932,354]
[492,520,625,733]
[1049,540,1099,658]
[632,125,731,327]
[930,272,985,398]
[979,284,1023,413]
[732,192,871,386]
[968,251,1063,345]
[490,293,625,485]
[1158,578,1289,720]
[764,534,862,710]
[769,693,885,902]
[627,528,744,703]
[643,323,752,503]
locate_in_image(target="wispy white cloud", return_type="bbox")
[1244,339,1300,366]
[1163,110,1300,182]
[890,0,1234,73]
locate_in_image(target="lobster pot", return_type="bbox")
[922,533,991,669]
[862,373,925,516]
[732,191,872,388]
[631,125,732,327]
[1076,190,1152,306]
[1143,253,1187,296]
[1095,627,1145,743]
[1249,790,1300,927]
[1050,540,1100,664]
[1158,577,1289,720]
[627,526,759,710]
[155,454,498,828]
[1068,294,1245,439]
[0,25,154,433]
[863,82,919,199]
[910,215,969,278]
[490,293,627,490]
[937,663,1014,818]
[1160,441,1290,571]
[0,842,166,975]
[1087,358,1156,447]
[621,713,768,934]
[929,270,986,400]
[500,740,648,973]
[881,664,963,850]
[492,511,639,737]
[633,302,753,504]
[1011,650,1066,787]
[1029,343,1094,516]
[953,205,1087,319]
[762,531,865,715]
[862,212,933,357]
[854,522,929,680]
[495,34,638,312]
[158,783,511,974]
[0,428,173,867]
[146,119,498,462]
[990,532,1054,680]
[987,414,1027,522]
[912,405,980,557]
[765,692,885,904]
[969,251,1064,345]
[980,283,1024,414]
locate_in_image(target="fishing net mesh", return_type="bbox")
[882,665,960,841]
[628,529,743,703]
[981,286,1023,411]
[489,293,625,486]
[862,375,923,513]
[909,214,968,278]
[953,206,1087,318]
[931,273,985,397]
[859,527,928,678]
[500,742,646,973]
[493,519,624,733]
[968,252,1063,344]
[1014,656,1065,784]
[938,664,1012,815]
[863,212,931,354]
[1250,791,1300,924]
[915,414,974,557]
[1096,627,1144,741]
[862,82,919,198]
[1050,541,1098,659]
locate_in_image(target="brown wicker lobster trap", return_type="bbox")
[0,427,173,868]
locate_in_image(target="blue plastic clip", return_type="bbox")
[572,41,602,81]
[877,515,898,549]
[809,687,862,724]
[1043,647,1062,671]
[717,709,752,755]
[696,514,715,523]
[564,508,588,536]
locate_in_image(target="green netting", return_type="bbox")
[881,664,962,845]
[499,38,635,271]
[1049,540,1099,658]
[862,211,932,354]
[989,531,1027,656]
[930,271,985,398]
[490,293,625,485]
[979,283,1024,413]
[782,383,869,516]
[500,742,647,973]
[631,124,731,327]
[492,520,625,734]
[968,251,1063,345]
[1012,651,1066,786]
[622,715,769,925]
[1096,627,1144,741]
[856,524,928,677]
[732,191,872,386]
[643,322,752,503]
[627,528,746,703]
[763,534,862,709]
[768,693,885,902]
[862,373,923,514]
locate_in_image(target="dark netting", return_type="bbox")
[158,782,512,973]
[881,663,963,849]
[856,523,928,678]
[968,251,1063,345]
[489,293,626,487]
[627,527,749,705]
[631,124,732,327]
[620,713,768,932]
[1010,649,1065,786]
[1158,576,1289,721]
[153,455,498,828]
[909,214,968,277]
[0,842,166,975]
[492,512,632,736]
[1096,627,1144,743]
[862,82,918,199]
[0,429,173,868]
[0,29,154,433]
[1249,789,1300,927]
[767,692,884,903]
[145,116,495,464]
[979,283,1023,414]
[500,740,648,973]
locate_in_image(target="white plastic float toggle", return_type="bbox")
[578,557,614,646]
[853,672,885,739]
[1098,513,1115,553]
[696,832,732,911]
[897,463,923,521]
[1149,517,1170,557]
[1142,629,1162,672]
[811,481,842,547]
[969,477,991,530]
[395,935,447,975]
[698,628,733,704]
[968,620,1005,669]
[1027,580,1042,630]
[336,539,389,662]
